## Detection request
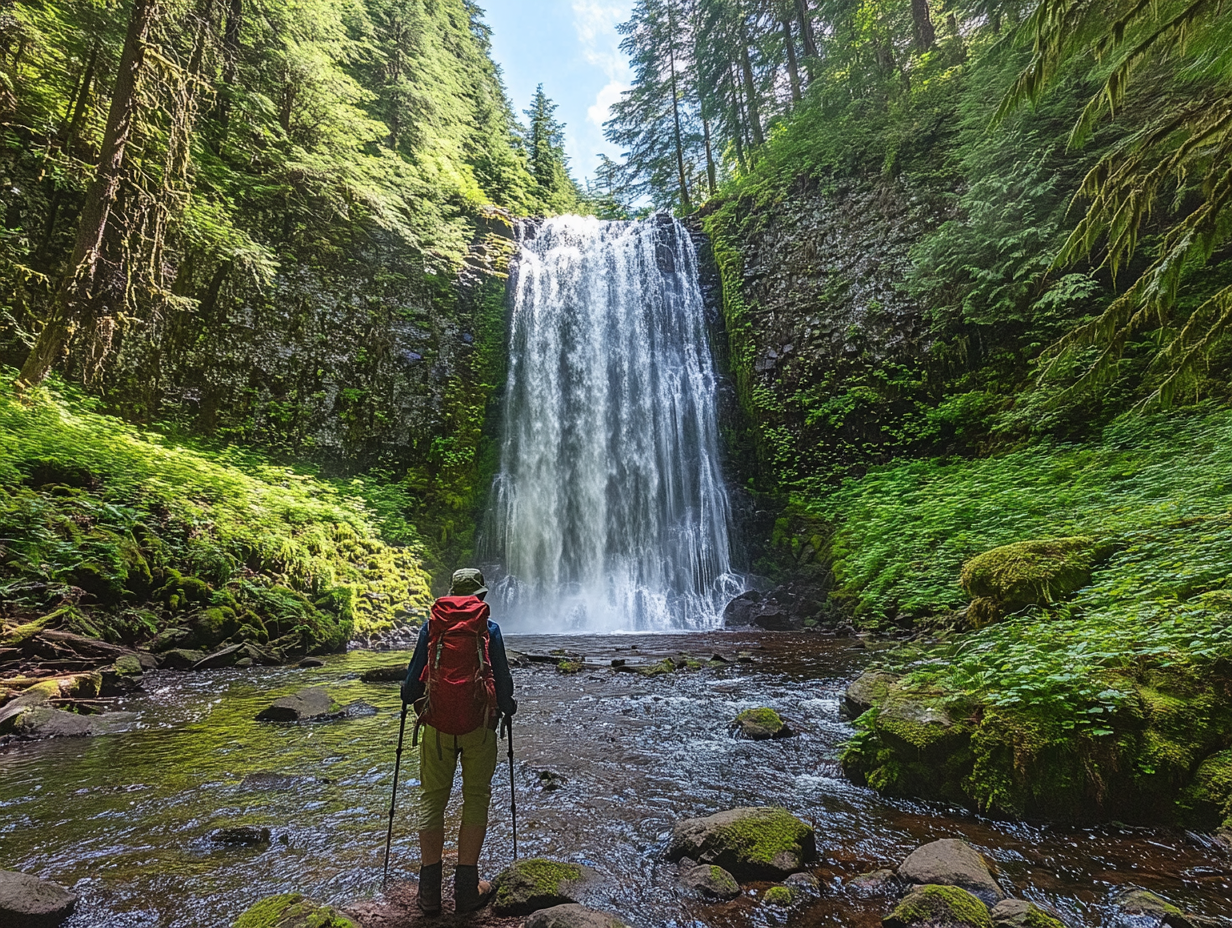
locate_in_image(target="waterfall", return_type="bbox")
[485,215,742,633]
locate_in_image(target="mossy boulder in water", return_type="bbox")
[492,858,592,916]
[989,899,1066,928]
[763,885,796,907]
[1106,888,1192,928]
[255,687,341,722]
[884,885,993,928]
[232,893,356,928]
[668,806,816,879]
[898,839,1005,905]
[841,671,901,720]
[680,864,740,900]
[960,537,1104,627]
[1179,749,1232,831]
[730,707,793,740]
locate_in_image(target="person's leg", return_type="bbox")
[453,726,499,912]
[415,725,457,914]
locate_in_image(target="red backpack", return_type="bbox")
[414,595,497,738]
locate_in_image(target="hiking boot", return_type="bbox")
[453,864,493,914]
[417,861,442,916]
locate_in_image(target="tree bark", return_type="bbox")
[794,0,817,81]
[702,114,717,197]
[739,39,764,147]
[911,0,936,51]
[211,0,242,145]
[19,0,158,386]
[780,18,801,103]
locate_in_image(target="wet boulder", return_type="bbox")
[0,870,77,928]
[884,885,993,928]
[207,826,271,846]
[255,686,343,722]
[161,648,207,670]
[847,869,901,897]
[680,864,740,900]
[898,839,1005,906]
[1107,887,1198,928]
[492,858,594,916]
[4,706,94,740]
[668,806,816,880]
[359,664,405,683]
[193,643,245,670]
[524,904,627,928]
[232,893,357,928]
[841,671,901,720]
[990,899,1065,928]
[730,707,793,740]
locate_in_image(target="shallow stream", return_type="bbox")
[1,632,1228,927]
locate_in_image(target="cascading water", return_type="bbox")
[485,215,742,632]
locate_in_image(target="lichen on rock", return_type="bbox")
[232,893,356,928]
[730,707,792,740]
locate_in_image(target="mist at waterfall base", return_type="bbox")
[481,215,744,634]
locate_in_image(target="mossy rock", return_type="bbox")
[730,707,792,740]
[668,806,816,880]
[841,671,901,720]
[959,537,1105,627]
[884,884,992,928]
[232,893,356,928]
[679,864,740,900]
[1179,749,1232,831]
[763,885,795,907]
[638,658,677,676]
[557,661,584,674]
[492,858,591,916]
[989,899,1066,928]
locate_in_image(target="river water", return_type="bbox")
[1,632,1228,927]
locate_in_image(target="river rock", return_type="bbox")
[847,868,900,897]
[232,892,357,928]
[161,648,207,670]
[990,899,1065,928]
[0,869,77,928]
[193,643,245,670]
[680,864,740,900]
[1107,887,1197,928]
[207,826,271,846]
[730,707,792,739]
[668,806,816,880]
[899,839,1005,905]
[840,671,901,720]
[885,885,993,928]
[0,704,94,741]
[298,657,325,668]
[524,904,627,928]
[255,686,340,722]
[359,664,404,682]
[492,858,594,916]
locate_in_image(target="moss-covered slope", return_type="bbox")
[0,379,432,658]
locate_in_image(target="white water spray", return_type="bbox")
[485,215,742,633]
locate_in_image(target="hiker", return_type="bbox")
[401,567,516,916]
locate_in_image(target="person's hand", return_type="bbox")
[500,713,513,739]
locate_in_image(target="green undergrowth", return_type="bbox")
[831,404,1232,822]
[0,376,432,655]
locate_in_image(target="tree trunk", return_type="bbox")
[794,0,818,81]
[211,0,242,145]
[19,0,158,386]
[780,18,801,103]
[911,0,936,51]
[666,2,692,214]
[739,39,764,147]
[702,114,717,197]
[38,40,100,257]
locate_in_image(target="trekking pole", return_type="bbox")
[504,714,518,860]
[382,702,410,890]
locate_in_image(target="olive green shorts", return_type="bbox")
[415,723,498,830]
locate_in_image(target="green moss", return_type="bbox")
[714,808,812,868]
[493,858,584,915]
[736,708,784,729]
[1180,749,1232,829]
[638,658,677,676]
[763,885,794,907]
[886,885,992,928]
[556,661,584,674]
[1021,905,1066,928]
[233,893,357,928]
[960,537,1103,626]
[707,865,739,894]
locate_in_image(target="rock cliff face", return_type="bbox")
[703,174,954,492]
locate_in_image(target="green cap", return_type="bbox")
[449,567,488,598]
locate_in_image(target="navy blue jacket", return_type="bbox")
[401,619,516,718]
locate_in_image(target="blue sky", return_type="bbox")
[477,0,634,185]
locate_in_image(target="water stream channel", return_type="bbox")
[2,633,1228,927]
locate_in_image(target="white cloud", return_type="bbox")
[587,79,627,130]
